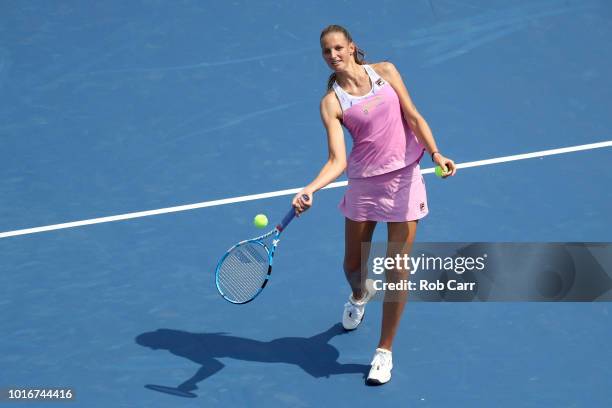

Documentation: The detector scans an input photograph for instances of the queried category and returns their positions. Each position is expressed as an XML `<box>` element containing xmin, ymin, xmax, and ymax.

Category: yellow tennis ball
<box><xmin>435</xmin><ymin>165</ymin><xmax>446</xmax><ymax>178</ymax></box>
<box><xmin>253</xmin><ymin>214</ymin><xmax>268</xmax><ymax>229</ymax></box>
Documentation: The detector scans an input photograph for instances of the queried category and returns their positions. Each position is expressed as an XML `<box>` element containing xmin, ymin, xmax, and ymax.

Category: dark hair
<box><xmin>320</xmin><ymin>25</ymin><xmax>366</xmax><ymax>90</ymax></box>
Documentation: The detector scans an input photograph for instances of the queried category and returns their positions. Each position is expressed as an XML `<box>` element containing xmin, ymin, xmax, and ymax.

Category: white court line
<box><xmin>1</xmin><ymin>140</ymin><xmax>611</xmax><ymax>239</ymax></box>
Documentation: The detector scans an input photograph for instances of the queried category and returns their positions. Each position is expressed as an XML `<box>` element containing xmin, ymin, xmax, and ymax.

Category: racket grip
<box><xmin>277</xmin><ymin>194</ymin><xmax>309</xmax><ymax>231</ymax></box>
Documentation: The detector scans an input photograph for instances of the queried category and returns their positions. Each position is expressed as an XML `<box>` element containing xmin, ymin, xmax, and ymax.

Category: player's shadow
<box><xmin>135</xmin><ymin>323</ymin><xmax>369</xmax><ymax>398</ymax></box>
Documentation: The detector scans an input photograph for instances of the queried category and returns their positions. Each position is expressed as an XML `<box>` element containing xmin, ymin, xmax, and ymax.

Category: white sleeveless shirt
<box><xmin>332</xmin><ymin>65</ymin><xmax>387</xmax><ymax>111</ymax></box>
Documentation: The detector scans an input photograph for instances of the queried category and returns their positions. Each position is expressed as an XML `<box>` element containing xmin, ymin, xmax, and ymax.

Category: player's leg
<box><xmin>343</xmin><ymin>218</ymin><xmax>376</xmax><ymax>300</ymax></box>
<box><xmin>378</xmin><ymin>220</ymin><xmax>418</xmax><ymax>350</ymax></box>
<box><xmin>342</xmin><ymin>218</ymin><xmax>377</xmax><ymax>330</ymax></box>
<box><xmin>367</xmin><ymin>220</ymin><xmax>418</xmax><ymax>384</ymax></box>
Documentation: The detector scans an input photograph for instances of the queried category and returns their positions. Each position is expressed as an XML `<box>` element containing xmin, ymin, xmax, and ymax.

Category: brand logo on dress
<box><xmin>375</xmin><ymin>78</ymin><xmax>385</xmax><ymax>86</ymax></box>
<box><xmin>361</xmin><ymin>95</ymin><xmax>384</xmax><ymax>115</ymax></box>
<box><xmin>420</xmin><ymin>202</ymin><xmax>426</xmax><ymax>212</ymax></box>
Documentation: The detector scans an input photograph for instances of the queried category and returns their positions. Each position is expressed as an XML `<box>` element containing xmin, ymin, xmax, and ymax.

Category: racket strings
<box><xmin>217</xmin><ymin>242</ymin><xmax>271</xmax><ymax>303</ymax></box>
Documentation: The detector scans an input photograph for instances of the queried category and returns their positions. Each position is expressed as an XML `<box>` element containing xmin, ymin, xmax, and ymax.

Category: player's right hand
<box><xmin>292</xmin><ymin>190</ymin><xmax>313</xmax><ymax>215</ymax></box>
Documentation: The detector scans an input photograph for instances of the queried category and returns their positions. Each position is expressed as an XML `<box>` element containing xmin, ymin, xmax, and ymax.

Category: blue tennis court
<box><xmin>1</xmin><ymin>0</ymin><xmax>611</xmax><ymax>406</ymax></box>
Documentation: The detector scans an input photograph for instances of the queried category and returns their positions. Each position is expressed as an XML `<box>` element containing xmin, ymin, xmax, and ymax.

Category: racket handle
<box><xmin>277</xmin><ymin>194</ymin><xmax>309</xmax><ymax>231</ymax></box>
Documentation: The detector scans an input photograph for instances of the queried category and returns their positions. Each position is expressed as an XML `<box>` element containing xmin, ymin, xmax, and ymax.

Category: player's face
<box><xmin>321</xmin><ymin>32</ymin><xmax>354</xmax><ymax>72</ymax></box>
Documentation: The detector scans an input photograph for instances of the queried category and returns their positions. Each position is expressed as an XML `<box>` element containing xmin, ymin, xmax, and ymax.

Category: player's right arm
<box><xmin>292</xmin><ymin>92</ymin><xmax>347</xmax><ymax>213</ymax></box>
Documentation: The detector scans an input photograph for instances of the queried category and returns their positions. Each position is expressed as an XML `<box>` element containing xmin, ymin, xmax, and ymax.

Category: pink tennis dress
<box><xmin>335</xmin><ymin>64</ymin><xmax>428</xmax><ymax>222</ymax></box>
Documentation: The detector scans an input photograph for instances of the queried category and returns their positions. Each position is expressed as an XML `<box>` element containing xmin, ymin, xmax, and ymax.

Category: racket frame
<box><xmin>214</xmin><ymin>196</ymin><xmax>307</xmax><ymax>304</ymax></box>
<box><xmin>214</xmin><ymin>217</ymin><xmax>285</xmax><ymax>303</ymax></box>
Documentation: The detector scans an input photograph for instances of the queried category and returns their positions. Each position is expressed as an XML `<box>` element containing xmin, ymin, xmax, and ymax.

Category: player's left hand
<box><xmin>433</xmin><ymin>153</ymin><xmax>457</xmax><ymax>178</ymax></box>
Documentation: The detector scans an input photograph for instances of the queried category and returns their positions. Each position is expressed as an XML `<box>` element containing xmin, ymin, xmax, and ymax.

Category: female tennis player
<box><xmin>292</xmin><ymin>25</ymin><xmax>456</xmax><ymax>385</ymax></box>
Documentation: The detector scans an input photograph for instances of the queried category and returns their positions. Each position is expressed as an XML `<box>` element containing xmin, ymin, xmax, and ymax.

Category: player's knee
<box><xmin>343</xmin><ymin>258</ymin><xmax>361</xmax><ymax>274</ymax></box>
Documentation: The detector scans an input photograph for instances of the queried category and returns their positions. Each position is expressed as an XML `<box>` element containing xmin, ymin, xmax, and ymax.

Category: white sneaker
<box><xmin>367</xmin><ymin>348</ymin><xmax>393</xmax><ymax>385</ymax></box>
<box><xmin>342</xmin><ymin>278</ymin><xmax>377</xmax><ymax>331</ymax></box>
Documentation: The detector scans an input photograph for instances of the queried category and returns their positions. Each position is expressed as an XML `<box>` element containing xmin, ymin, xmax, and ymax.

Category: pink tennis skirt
<box><xmin>338</xmin><ymin>163</ymin><xmax>428</xmax><ymax>222</ymax></box>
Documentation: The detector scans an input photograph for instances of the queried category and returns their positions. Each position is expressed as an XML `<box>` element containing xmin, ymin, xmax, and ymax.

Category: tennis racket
<box><xmin>215</xmin><ymin>195</ymin><xmax>309</xmax><ymax>304</ymax></box>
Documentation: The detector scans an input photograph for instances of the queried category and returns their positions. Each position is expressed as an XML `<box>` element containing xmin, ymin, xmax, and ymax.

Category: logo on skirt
<box><xmin>420</xmin><ymin>202</ymin><xmax>426</xmax><ymax>212</ymax></box>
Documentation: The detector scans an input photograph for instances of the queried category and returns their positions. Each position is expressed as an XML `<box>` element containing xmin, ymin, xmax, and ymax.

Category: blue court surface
<box><xmin>1</xmin><ymin>0</ymin><xmax>612</xmax><ymax>406</ymax></box>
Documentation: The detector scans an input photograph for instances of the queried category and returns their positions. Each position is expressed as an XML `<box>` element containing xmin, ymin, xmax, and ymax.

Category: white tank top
<box><xmin>329</xmin><ymin>63</ymin><xmax>426</xmax><ymax>178</ymax></box>
<box><xmin>332</xmin><ymin>65</ymin><xmax>387</xmax><ymax>111</ymax></box>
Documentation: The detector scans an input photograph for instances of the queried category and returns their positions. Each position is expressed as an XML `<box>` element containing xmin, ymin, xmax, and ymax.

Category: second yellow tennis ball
<box><xmin>253</xmin><ymin>214</ymin><xmax>268</xmax><ymax>229</ymax></box>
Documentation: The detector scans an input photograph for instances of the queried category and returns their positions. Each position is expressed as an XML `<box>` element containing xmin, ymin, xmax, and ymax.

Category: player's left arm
<box><xmin>374</xmin><ymin>61</ymin><xmax>456</xmax><ymax>176</ymax></box>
